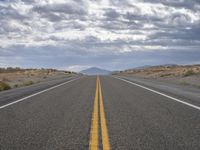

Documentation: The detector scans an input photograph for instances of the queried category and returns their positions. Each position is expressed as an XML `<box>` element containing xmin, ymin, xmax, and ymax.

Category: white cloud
<box><xmin>64</xmin><ymin>65</ymin><xmax>92</xmax><ymax>72</ymax></box>
<box><xmin>0</xmin><ymin>0</ymin><xmax>200</xmax><ymax>69</ymax></box>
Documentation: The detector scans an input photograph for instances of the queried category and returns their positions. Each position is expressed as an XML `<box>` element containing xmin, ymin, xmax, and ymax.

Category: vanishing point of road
<box><xmin>0</xmin><ymin>76</ymin><xmax>200</xmax><ymax>149</ymax></box>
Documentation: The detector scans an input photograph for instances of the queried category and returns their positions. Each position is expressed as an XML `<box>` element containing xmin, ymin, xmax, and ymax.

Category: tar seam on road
<box><xmin>0</xmin><ymin>77</ymin><xmax>81</xmax><ymax>110</ymax></box>
<box><xmin>89</xmin><ymin>76</ymin><xmax>110</xmax><ymax>150</ymax></box>
<box><xmin>99</xmin><ymin>77</ymin><xmax>111</xmax><ymax>150</ymax></box>
<box><xmin>114</xmin><ymin>76</ymin><xmax>200</xmax><ymax>111</ymax></box>
<box><xmin>89</xmin><ymin>76</ymin><xmax>99</xmax><ymax>150</ymax></box>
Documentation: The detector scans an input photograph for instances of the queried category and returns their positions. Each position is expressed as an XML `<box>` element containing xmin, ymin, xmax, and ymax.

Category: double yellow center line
<box><xmin>89</xmin><ymin>76</ymin><xmax>110</xmax><ymax>150</ymax></box>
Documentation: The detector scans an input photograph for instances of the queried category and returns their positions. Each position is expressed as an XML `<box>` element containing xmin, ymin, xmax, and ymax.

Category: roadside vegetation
<box><xmin>115</xmin><ymin>64</ymin><xmax>200</xmax><ymax>89</ymax></box>
<box><xmin>23</xmin><ymin>81</ymin><xmax>34</xmax><ymax>86</ymax></box>
<box><xmin>160</xmin><ymin>73</ymin><xmax>172</xmax><ymax>77</ymax></box>
<box><xmin>0</xmin><ymin>67</ymin><xmax>77</xmax><ymax>92</ymax></box>
<box><xmin>0</xmin><ymin>81</ymin><xmax>11</xmax><ymax>91</ymax></box>
<box><xmin>183</xmin><ymin>70</ymin><xmax>197</xmax><ymax>77</ymax></box>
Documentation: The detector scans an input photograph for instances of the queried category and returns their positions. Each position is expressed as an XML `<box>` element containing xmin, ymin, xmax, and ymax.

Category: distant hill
<box><xmin>159</xmin><ymin>64</ymin><xmax>178</xmax><ymax>67</ymax></box>
<box><xmin>80</xmin><ymin>67</ymin><xmax>111</xmax><ymax>75</ymax></box>
<box><xmin>127</xmin><ymin>64</ymin><xmax>178</xmax><ymax>70</ymax></box>
<box><xmin>134</xmin><ymin>65</ymin><xmax>152</xmax><ymax>69</ymax></box>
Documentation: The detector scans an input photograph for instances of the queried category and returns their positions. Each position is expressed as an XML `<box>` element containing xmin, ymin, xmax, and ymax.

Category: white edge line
<box><xmin>0</xmin><ymin>77</ymin><xmax>81</xmax><ymax>110</ymax></box>
<box><xmin>113</xmin><ymin>76</ymin><xmax>200</xmax><ymax>111</ymax></box>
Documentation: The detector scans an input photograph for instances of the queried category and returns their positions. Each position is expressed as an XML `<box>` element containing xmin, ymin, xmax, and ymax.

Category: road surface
<box><xmin>0</xmin><ymin>76</ymin><xmax>200</xmax><ymax>150</ymax></box>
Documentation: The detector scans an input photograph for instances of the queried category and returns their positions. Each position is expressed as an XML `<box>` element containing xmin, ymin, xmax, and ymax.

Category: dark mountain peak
<box><xmin>80</xmin><ymin>67</ymin><xmax>110</xmax><ymax>75</ymax></box>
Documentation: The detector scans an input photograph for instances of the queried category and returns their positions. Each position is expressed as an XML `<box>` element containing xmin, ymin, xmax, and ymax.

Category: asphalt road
<box><xmin>0</xmin><ymin>75</ymin><xmax>80</xmax><ymax>107</ymax></box>
<box><xmin>0</xmin><ymin>76</ymin><xmax>200</xmax><ymax>150</ymax></box>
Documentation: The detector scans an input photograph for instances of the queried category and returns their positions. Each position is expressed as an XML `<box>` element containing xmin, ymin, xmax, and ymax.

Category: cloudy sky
<box><xmin>0</xmin><ymin>0</ymin><xmax>200</xmax><ymax>71</ymax></box>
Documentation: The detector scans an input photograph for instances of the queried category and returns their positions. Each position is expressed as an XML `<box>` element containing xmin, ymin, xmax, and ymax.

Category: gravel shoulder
<box><xmin>113</xmin><ymin>75</ymin><xmax>200</xmax><ymax>106</ymax></box>
<box><xmin>0</xmin><ymin>74</ymin><xmax>81</xmax><ymax>107</ymax></box>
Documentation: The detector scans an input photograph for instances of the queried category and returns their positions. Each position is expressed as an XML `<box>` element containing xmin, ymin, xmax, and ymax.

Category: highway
<box><xmin>0</xmin><ymin>76</ymin><xmax>200</xmax><ymax>150</ymax></box>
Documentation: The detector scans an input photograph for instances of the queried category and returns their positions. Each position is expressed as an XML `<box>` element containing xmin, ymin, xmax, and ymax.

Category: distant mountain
<box><xmin>130</xmin><ymin>64</ymin><xmax>178</xmax><ymax>70</ymax></box>
<box><xmin>134</xmin><ymin>65</ymin><xmax>152</xmax><ymax>69</ymax></box>
<box><xmin>80</xmin><ymin>67</ymin><xmax>111</xmax><ymax>75</ymax></box>
<box><xmin>160</xmin><ymin>64</ymin><xmax>178</xmax><ymax>67</ymax></box>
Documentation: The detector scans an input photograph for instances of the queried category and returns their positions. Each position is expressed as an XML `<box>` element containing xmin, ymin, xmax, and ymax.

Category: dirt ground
<box><xmin>115</xmin><ymin>65</ymin><xmax>200</xmax><ymax>89</ymax></box>
<box><xmin>0</xmin><ymin>69</ymin><xmax>75</xmax><ymax>89</ymax></box>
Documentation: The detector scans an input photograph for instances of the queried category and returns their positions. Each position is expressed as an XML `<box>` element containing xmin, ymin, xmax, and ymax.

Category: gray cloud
<box><xmin>103</xmin><ymin>8</ymin><xmax>120</xmax><ymax>19</ymax></box>
<box><xmin>141</xmin><ymin>0</ymin><xmax>200</xmax><ymax>10</ymax></box>
<box><xmin>0</xmin><ymin>5</ymin><xmax>26</xmax><ymax>20</ymax></box>
<box><xmin>32</xmin><ymin>1</ymin><xmax>88</xmax><ymax>22</ymax></box>
<box><xmin>0</xmin><ymin>0</ymin><xmax>200</xmax><ymax>71</ymax></box>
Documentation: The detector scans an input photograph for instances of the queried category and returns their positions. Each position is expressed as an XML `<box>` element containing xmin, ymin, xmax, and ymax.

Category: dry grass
<box><xmin>183</xmin><ymin>70</ymin><xmax>197</xmax><ymax>77</ymax></box>
<box><xmin>116</xmin><ymin>65</ymin><xmax>200</xmax><ymax>88</ymax></box>
<box><xmin>23</xmin><ymin>81</ymin><xmax>34</xmax><ymax>86</ymax></box>
<box><xmin>0</xmin><ymin>67</ymin><xmax>76</xmax><ymax>91</ymax></box>
<box><xmin>119</xmin><ymin>65</ymin><xmax>200</xmax><ymax>78</ymax></box>
<box><xmin>0</xmin><ymin>81</ymin><xmax>11</xmax><ymax>91</ymax></box>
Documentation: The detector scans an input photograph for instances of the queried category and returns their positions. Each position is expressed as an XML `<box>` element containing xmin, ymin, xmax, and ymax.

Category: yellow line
<box><xmin>98</xmin><ymin>77</ymin><xmax>111</xmax><ymax>150</ymax></box>
<box><xmin>89</xmin><ymin>76</ymin><xmax>111</xmax><ymax>150</ymax></box>
<box><xmin>89</xmin><ymin>77</ymin><xmax>99</xmax><ymax>150</ymax></box>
